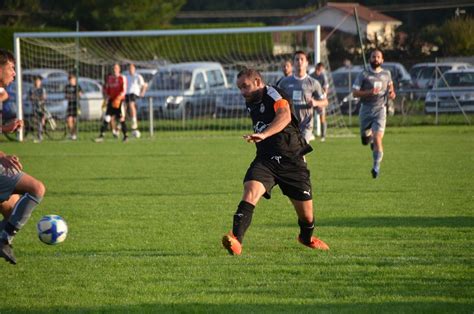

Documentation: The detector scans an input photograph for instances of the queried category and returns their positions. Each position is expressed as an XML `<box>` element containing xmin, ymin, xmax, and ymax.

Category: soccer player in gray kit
<box><xmin>352</xmin><ymin>49</ymin><xmax>396</xmax><ymax>178</ymax></box>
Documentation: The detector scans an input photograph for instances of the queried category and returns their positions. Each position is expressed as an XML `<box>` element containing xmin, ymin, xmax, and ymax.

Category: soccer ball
<box><xmin>132</xmin><ymin>129</ymin><xmax>141</xmax><ymax>138</ymax></box>
<box><xmin>37</xmin><ymin>215</ymin><xmax>68</xmax><ymax>245</ymax></box>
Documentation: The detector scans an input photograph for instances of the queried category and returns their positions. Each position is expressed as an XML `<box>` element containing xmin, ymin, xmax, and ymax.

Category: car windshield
<box><xmin>332</xmin><ymin>71</ymin><xmax>361</xmax><ymax>87</ymax></box>
<box><xmin>410</xmin><ymin>67</ymin><xmax>425</xmax><ymax>80</ymax></box>
<box><xmin>437</xmin><ymin>72</ymin><xmax>474</xmax><ymax>88</ymax></box>
<box><xmin>43</xmin><ymin>80</ymin><xmax>68</xmax><ymax>93</ymax></box>
<box><xmin>419</xmin><ymin>66</ymin><xmax>452</xmax><ymax>79</ymax></box>
<box><xmin>149</xmin><ymin>70</ymin><xmax>192</xmax><ymax>91</ymax></box>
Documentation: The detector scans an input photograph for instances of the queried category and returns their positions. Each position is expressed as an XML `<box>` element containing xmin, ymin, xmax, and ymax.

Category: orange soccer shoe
<box><xmin>222</xmin><ymin>232</ymin><xmax>242</xmax><ymax>255</ymax></box>
<box><xmin>298</xmin><ymin>235</ymin><xmax>330</xmax><ymax>251</ymax></box>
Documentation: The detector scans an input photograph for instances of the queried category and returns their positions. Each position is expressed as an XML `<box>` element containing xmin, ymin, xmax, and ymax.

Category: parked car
<box><xmin>137</xmin><ymin>62</ymin><xmax>228</xmax><ymax>119</ymax></box>
<box><xmin>22</xmin><ymin>68</ymin><xmax>68</xmax><ymax>83</ymax></box>
<box><xmin>425</xmin><ymin>69</ymin><xmax>474</xmax><ymax>113</ymax></box>
<box><xmin>261</xmin><ymin>71</ymin><xmax>281</xmax><ymax>85</ymax></box>
<box><xmin>383</xmin><ymin>62</ymin><xmax>412</xmax><ymax>90</ymax></box>
<box><xmin>135</xmin><ymin>68</ymin><xmax>158</xmax><ymax>83</ymax></box>
<box><xmin>331</xmin><ymin>66</ymin><xmax>364</xmax><ymax>114</ymax></box>
<box><xmin>41</xmin><ymin>77</ymin><xmax>104</xmax><ymax>120</ymax></box>
<box><xmin>2</xmin><ymin>81</ymin><xmax>33</xmax><ymax>120</ymax></box>
<box><xmin>410</xmin><ymin>62</ymin><xmax>471</xmax><ymax>91</ymax></box>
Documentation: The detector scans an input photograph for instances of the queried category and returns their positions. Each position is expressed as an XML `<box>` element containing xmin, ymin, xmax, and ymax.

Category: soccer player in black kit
<box><xmin>222</xmin><ymin>68</ymin><xmax>329</xmax><ymax>255</ymax></box>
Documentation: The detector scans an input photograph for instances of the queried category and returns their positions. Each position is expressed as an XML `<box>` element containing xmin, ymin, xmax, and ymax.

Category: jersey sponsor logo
<box><xmin>260</xmin><ymin>103</ymin><xmax>265</xmax><ymax>113</ymax></box>
<box><xmin>254</xmin><ymin>121</ymin><xmax>268</xmax><ymax>133</ymax></box>
<box><xmin>270</xmin><ymin>155</ymin><xmax>282</xmax><ymax>164</ymax></box>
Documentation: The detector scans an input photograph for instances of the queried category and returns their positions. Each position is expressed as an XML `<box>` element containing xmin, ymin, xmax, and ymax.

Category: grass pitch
<box><xmin>0</xmin><ymin>126</ymin><xmax>472</xmax><ymax>313</ymax></box>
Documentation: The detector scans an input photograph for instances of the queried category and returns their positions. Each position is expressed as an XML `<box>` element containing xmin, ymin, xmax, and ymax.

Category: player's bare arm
<box><xmin>353</xmin><ymin>88</ymin><xmax>378</xmax><ymax>98</ymax></box>
<box><xmin>244</xmin><ymin>105</ymin><xmax>291</xmax><ymax>143</ymax></box>
<box><xmin>388</xmin><ymin>82</ymin><xmax>396</xmax><ymax>100</ymax></box>
<box><xmin>1</xmin><ymin>120</ymin><xmax>23</xmax><ymax>134</ymax></box>
<box><xmin>311</xmin><ymin>97</ymin><xmax>328</xmax><ymax>109</ymax></box>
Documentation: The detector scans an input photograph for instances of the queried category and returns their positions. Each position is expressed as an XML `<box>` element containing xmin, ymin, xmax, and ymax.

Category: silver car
<box><xmin>138</xmin><ymin>62</ymin><xmax>228</xmax><ymax>119</ymax></box>
<box><xmin>425</xmin><ymin>69</ymin><xmax>474</xmax><ymax>113</ymax></box>
<box><xmin>42</xmin><ymin>77</ymin><xmax>104</xmax><ymax>120</ymax></box>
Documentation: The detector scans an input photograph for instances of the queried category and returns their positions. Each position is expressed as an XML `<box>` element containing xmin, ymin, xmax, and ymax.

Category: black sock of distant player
<box><xmin>298</xmin><ymin>219</ymin><xmax>314</xmax><ymax>244</ymax></box>
<box><xmin>121</xmin><ymin>121</ymin><xmax>128</xmax><ymax>136</ymax></box>
<box><xmin>99</xmin><ymin>120</ymin><xmax>108</xmax><ymax>136</ymax></box>
<box><xmin>232</xmin><ymin>201</ymin><xmax>255</xmax><ymax>244</ymax></box>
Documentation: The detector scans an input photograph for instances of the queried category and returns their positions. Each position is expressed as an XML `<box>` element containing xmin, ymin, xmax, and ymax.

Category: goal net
<box><xmin>13</xmin><ymin>25</ymin><xmax>351</xmax><ymax>140</ymax></box>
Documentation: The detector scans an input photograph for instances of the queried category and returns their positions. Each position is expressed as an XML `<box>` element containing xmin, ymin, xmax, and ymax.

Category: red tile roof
<box><xmin>328</xmin><ymin>2</ymin><xmax>400</xmax><ymax>23</ymax></box>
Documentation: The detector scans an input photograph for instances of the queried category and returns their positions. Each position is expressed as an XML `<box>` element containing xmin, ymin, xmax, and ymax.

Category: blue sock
<box><xmin>373</xmin><ymin>151</ymin><xmax>384</xmax><ymax>172</ymax></box>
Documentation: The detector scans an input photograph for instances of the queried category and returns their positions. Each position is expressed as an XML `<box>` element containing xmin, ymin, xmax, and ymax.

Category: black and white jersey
<box><xmin>246</xmin><ymin>86</ymin><xmax>311</xmax><ymax>159</ymax></box>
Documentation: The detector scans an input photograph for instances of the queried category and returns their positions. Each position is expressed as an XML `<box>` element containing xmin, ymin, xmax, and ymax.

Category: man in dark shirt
<box><xmin>222</xmin><ymin>68</ymin><xmax>329</xmax><ymax>255</ymax></box>
<box><xmin>64</xmin><ymin>73</ymin><xmax>83</xmax><ymax>140</ymax></box>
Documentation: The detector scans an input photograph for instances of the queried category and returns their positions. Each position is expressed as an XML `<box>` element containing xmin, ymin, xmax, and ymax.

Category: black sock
<box><xmin>232</xmin><ymin>201</ymin><xmax>255</xmax><ymax>244</ymax></box>
<box><xmin>99</xmin><ymin>121</ymin><xmax>108</xmax><ymax>135</ymax></box>
<box><xmin>121</xmin><ymin>121</ymin><xmax>128</xmax><ymax>137</ymax></box>
<box><xmin>298</xmin><ymin>219</ymin><xmax>314</xmax><ymax>244</ymax></box>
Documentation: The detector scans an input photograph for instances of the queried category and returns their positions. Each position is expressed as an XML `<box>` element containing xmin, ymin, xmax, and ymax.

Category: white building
<box><xmin>297</xmin><ymin>2</ymin><xmax>402</xmax><ymax>47</ymax></box>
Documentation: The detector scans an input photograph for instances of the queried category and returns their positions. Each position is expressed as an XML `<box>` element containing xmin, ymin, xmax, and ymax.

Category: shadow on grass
<box><xmin>318</xmin><ymin>216</ymin><xmax>474</xmax><ymax>228</ymax></box>
<box><xmin>264</xmin><ymin>216</ymin><xmax>474</xmax><ymax>229</ymax></box>
<box><xmin>1</xmin><ymin>301</ymin><xmax>471</xmax><ymax>313</ymax></box>
<box><xmin>47</xmin><ymin>191</ymin><xmax>236</xmax><ymax>197</ymax></box>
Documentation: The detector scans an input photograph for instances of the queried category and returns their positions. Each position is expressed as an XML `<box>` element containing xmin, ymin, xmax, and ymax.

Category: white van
<box><xmin>138</xmin><ymin>62</ymin><xmax>228</xmax><ymax>119</ymax></box>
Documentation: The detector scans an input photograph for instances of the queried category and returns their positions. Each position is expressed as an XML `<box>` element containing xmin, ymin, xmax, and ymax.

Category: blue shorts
<box><xmin>0</xmin><ymin>168</ymin><xmax>23</xmax><ymax>202</ymax></box>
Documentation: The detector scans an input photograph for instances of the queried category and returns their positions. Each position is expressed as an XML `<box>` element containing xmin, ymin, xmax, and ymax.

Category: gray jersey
<box><xmin>278</xmin><ymin>74</ymin><xmax>325</xmax><ymax>142</ymax></box>
<box><xmin>311</xmin><ymin>72</ymin><xmax>329</xmax><ymax>92</ymax></box>
<box><xmin>352</xmin><ymin>68</ymin><xmax>392</xmax><ymax>108</ymax></box>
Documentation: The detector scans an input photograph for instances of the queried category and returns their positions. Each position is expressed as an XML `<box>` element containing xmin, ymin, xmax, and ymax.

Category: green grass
<box><xmin>0</xmin><ymin>126</ymin><xmax>473</xmax><ymax>313</ymax></box>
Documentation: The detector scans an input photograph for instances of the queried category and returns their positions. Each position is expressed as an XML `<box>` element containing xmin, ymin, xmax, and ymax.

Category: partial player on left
<box><xmin>0</xmin><ymin>48</ymin><xmax>46</xmax><ymax>265</ymax></box>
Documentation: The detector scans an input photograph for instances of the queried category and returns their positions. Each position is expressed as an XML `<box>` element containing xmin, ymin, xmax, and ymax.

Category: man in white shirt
<box><xmin>124</xmin><ymin>63</ymin><xmax>147</xmax><ymax>137</ymax></box>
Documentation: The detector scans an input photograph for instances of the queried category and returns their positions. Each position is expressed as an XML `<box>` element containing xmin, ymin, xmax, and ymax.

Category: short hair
<box><xmin>237</xmin><ymin>68</ymin><xmax>263</xmax><ymax>82</ymax></box>
<box><xmin>68</xmin><ymin>73</ymin><xmax>77</xmax><ymax>79</ymax></box>
<box><xmin>293</xmin><ymin>50</ymin><xmax>309</xmax><ymax>62</ymax></box>
<box><xmin>0</xmin><ymin>49</ymin><xmax>15</xmax><ymax>67</ymax></box>
<box><xmin>316</xmin><ymin>62</ymin><xmax>325</xmax><ymax>69</ymax></box>
<box><xmin>34</xmin><ymin>75</ymin><xmax>42</xmax><ymax>81</ymax></box>
<box><xmin>370</xmin><ymin>48</ymin><xmax>384</xmax><ymax>57</ymax></box>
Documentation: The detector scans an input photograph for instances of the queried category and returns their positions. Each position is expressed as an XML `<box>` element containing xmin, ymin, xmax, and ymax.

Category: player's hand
<box><xmin>243</xmin><ymin>133</ymin><xmax>266</xmax><ymax>143</ymax></box>
<box><xmin>0</xmin><ymin>155</ymin><xmax>23</xmax><ymax>173</ymax></box>
<box><xmin>389</xmin><ymin>90</ymin><xmax>396</xmax><ymax>100</ymax></box>
<box><xmin>2</xmin><ymin>119</ymin><xmax>23</xmax><ymax>133</ymax></box>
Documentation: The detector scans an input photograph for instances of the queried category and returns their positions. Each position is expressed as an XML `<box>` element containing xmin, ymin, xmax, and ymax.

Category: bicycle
<box><xmin>4</xmin><ymin>107</ymin><xmax>67</xmax><ymax>142</ymax></box>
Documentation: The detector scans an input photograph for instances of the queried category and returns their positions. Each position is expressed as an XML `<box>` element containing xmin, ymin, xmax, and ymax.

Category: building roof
<box><xmin>326</xmin><ymin>2</ymin><xmax>400</xmax><ymax>23</ymax></box>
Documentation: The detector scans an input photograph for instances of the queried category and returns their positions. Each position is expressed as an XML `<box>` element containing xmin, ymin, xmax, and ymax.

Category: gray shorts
<box><xmin>359</xmin><ymin>105</ymin><xmax>386</xmax><ymax>136</ymax></box>
<box><xmin>0</xmin><ymin>167</ymin><xmax>23</xmax><ymax>202</ymax></box>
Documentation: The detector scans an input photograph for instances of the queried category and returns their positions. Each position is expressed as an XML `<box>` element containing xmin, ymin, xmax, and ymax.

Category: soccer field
<box><xmin>0</xmin><ymin>126</ymin><xmax>472</xmax><ymax>313</ymax></box>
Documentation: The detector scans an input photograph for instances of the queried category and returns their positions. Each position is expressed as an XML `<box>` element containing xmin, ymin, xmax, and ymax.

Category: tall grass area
<box><xmin>0</xmin><ymin>126</ymin><xmax>472</xmax><ymax>313</ymax></box>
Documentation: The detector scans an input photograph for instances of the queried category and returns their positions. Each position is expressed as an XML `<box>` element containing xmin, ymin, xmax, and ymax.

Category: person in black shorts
<box><xmin>221</xmin><ymin>68</ymin><xmax>329</xmax><ymax>255</ymax></box>
<box><xmin>64</xmin><ymin>73</ymin><xmax>83</xmax><ymax>140</ymax></box>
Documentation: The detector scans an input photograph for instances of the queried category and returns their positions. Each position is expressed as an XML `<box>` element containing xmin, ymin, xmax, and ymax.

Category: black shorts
<box><xmin>105</xmin><ymin>100</ymin><xmax>124</xmax><ymax>119</ymax></box>
<box><xmin>125</xmin><ymin>94</ymin><xmax>138</xmax><ymax>104</ymax></box>
<box><xmin>67</xmin><ymin>101</ymin><xmax>78</xmax><ymax>117</ymax></box>
<box><xmin>244</xmin><ymin>155</ymin><xmax>312</xmax><ymax>201</ymax></box>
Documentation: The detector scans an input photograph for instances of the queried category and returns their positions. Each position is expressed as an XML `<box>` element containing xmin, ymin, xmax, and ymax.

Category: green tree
<box><xmin>71</xmin><ymin>0</ymin><xmax>186</xmax><ymax>30</ymax></box>
<box><xmin>439</xmin><ymin>16</ymin><xmax>474</xmax><ymax>56</ymax></box>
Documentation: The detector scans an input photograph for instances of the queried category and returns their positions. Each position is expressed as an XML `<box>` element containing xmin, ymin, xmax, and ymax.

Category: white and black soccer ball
<box><xmin>132</xmin><ymin>129</ymin><xmax>141</xmax><ymax>138</ymax></box>
<box><xmin>37</xmin><ymin>215</ymin><xmax>68</xmax><ymax>245</ymax></box>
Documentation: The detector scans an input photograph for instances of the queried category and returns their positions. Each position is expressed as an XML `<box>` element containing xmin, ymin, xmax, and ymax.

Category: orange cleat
<box><xmin>298</xmin><ymin>235</ymin><xmax>329</xmax><ymax>251</ymax></box>
<box><xmin>222</xmin><ymin>232</ymin><xmax>242</xmax><ymax>255</ymax></box>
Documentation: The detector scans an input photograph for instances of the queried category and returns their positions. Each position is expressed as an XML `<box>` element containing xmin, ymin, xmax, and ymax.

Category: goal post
<box><xmin>13</xmin><ymin>24</ymin><xmax>350</xmax><ymax>140</ymax></box>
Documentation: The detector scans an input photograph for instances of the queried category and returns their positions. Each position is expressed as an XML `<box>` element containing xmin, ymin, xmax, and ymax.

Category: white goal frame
<box><xmin>14</xmin><ymin>25</ymin><xmax>321</xmax><ymax>141</ymax></box>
